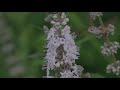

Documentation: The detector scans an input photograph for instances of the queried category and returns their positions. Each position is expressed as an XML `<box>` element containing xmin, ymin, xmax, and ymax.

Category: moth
<box><xmin>88</xmin><ymin>16</ymin><xmax>118</xmax><ymax>36</ymax></box>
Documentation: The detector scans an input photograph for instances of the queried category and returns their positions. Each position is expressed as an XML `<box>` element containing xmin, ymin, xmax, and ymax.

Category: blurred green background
<box><xmin>0</xmin><ymin>12</ymin><xmax>120</xmax><ymax>78</ymax></box>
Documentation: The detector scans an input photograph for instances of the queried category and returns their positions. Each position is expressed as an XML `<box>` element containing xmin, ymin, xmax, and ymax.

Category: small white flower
<box><xmin>51</xmin><ymin>20</ymin><xmax>56</xmax><ymax>25</ymax></box>
<box><xmin>107</xmin><ymin>24</ymin><xmax>115</xmax><ymax>36</ymax></box>
<box><xmin>60</xmin><ymin>61</ymin><xmax>64</xmax><ymax>65</ymax></box>
<box><xmin>106</xmin><ymin>60</ymin><xmax>120</xmax><ymax>75</ymax></box>
<box><xmin>43</xmin><ymin>25</ymin><xmax>49</xmax><ymax>34</ymax></box>
<box><xmin>61</xmin><ymin>21</ymin><xmax>67</xmax><ymax>25</ymax></box>
<box><xmin>55</xmin><ymin>62</ymin><xmax>60</xmax><ymax>67</ymax></box>
<box><xmin>52</xmin><ymin>14</ymin><xmax>58</xmax><ymax>19</ymax></box>
<box><xmin>101</xmin><ymin>41</ymin><xmax>120</xmax><ymax>56</ymax></box>
<box><xmin>56</xmin><ymin>22</ymin><xmax>60</xmax><ymax>26</ymax></box>
<box><xmin>61</xmin><ymin>12</ymin><xmax>66</xmax><ymax>19</ymax></box>
<box><xmin>65</xmin><ymin>18</ymin><xmax>69</xmax><ymax>22</ymax></box>
<box><xmin>60</xmin><ymin>71</ymin><xmax>71</xmax><ymax>78</ymax></box>
<box><xmin>90</xmin><ymin>12</ymin><xmax>103</xmax><ymax>20</ymax></box>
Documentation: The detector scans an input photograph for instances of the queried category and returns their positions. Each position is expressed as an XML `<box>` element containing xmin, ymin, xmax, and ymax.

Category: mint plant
<box><xmin>88</xmin><ymin>12</ymin><xmax>120</xmax><ymax>75</ymax></box>
<box><xmin>43</xmin><ymin>12</ymin><xmax>90</xmax><ymax>78</ymax></box>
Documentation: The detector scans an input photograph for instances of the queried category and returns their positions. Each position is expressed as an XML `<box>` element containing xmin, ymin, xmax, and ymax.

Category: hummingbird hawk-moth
<box><xmin>88</xmin><ymin>16</ymin><xmax>118</xmax><ymax>36</ymax></box>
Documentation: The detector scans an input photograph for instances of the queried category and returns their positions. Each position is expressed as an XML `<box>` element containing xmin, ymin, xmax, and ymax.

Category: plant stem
<box><xmin>98</xmin><ymin>16</ymin><xmax>104</xmax><ymax>27</ymax></box>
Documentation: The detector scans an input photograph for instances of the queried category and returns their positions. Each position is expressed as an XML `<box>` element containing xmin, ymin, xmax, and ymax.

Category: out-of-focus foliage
<box><xmin>0</xmin><ymin>12</ymin><xmax>120</xmax><ymax>78</ymax></box>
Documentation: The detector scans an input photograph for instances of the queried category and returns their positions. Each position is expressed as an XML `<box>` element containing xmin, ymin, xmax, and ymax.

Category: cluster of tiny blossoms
<box><xmin>101</xmin><ymin>41</ymin><xmax>120</xmax><ymax>56</ymax></box>
<box><xmin>90</xmin><ymin>12</ymin><xmax>103</xmax><ymax>20</ymax></box>
<box><xmin>89</xmin><ymin>12</ymin><xmax>120</xmax><ymax>76</ymax></box>
<box><xmin>107</xmin><ymin>24</ymin><xmax>115</xmax><ymax>36</ymax></box>
<box><xmin>44</xmin><ymin>12</ymin><xmax>86</xmax><ymax>78</ymax></box>
<box><xmin>106</xmin><ymin>60</ymin><xmax>120</xmax><ymax>75</ymax></box>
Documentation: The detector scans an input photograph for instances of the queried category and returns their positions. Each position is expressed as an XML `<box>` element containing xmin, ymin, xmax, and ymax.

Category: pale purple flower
<box><xmin>106</xmin><ymin>60</ymin><xmax>120</xmax><ymax>75</ymax></box>
<box><xmin>107</xmin><ymin>24</ymin><xmax>115</xmax><ymax>36</ymax></box>
<box><xmin>44</xmin><ymin>12</ymin><xmax>84</xmax><ymax>78</ymax></box>
<box><xmin>101</xmin><ymin>41</ymin><xmax>120</xmax><ymax>56</ymax></box>
<box><xmin>60</xmin><ymin>65</ymin><xmax>84</xmax><ymax>78</ymax></box>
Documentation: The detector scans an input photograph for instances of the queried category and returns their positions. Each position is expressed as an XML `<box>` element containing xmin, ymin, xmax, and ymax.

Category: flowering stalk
<box><xmin>98</xmin><ymin>16</ymin><xmax>117</xmax><ymax>61</ymax></box>
<box><xmin>89</xmin><ymin>12</ymin><xmax>120</xmax><ymax>75</ymax></box>
<box><xmin>43</xmin><ymin>12</ymin><xmax>90</xmax><ymax>78</ymax></box>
